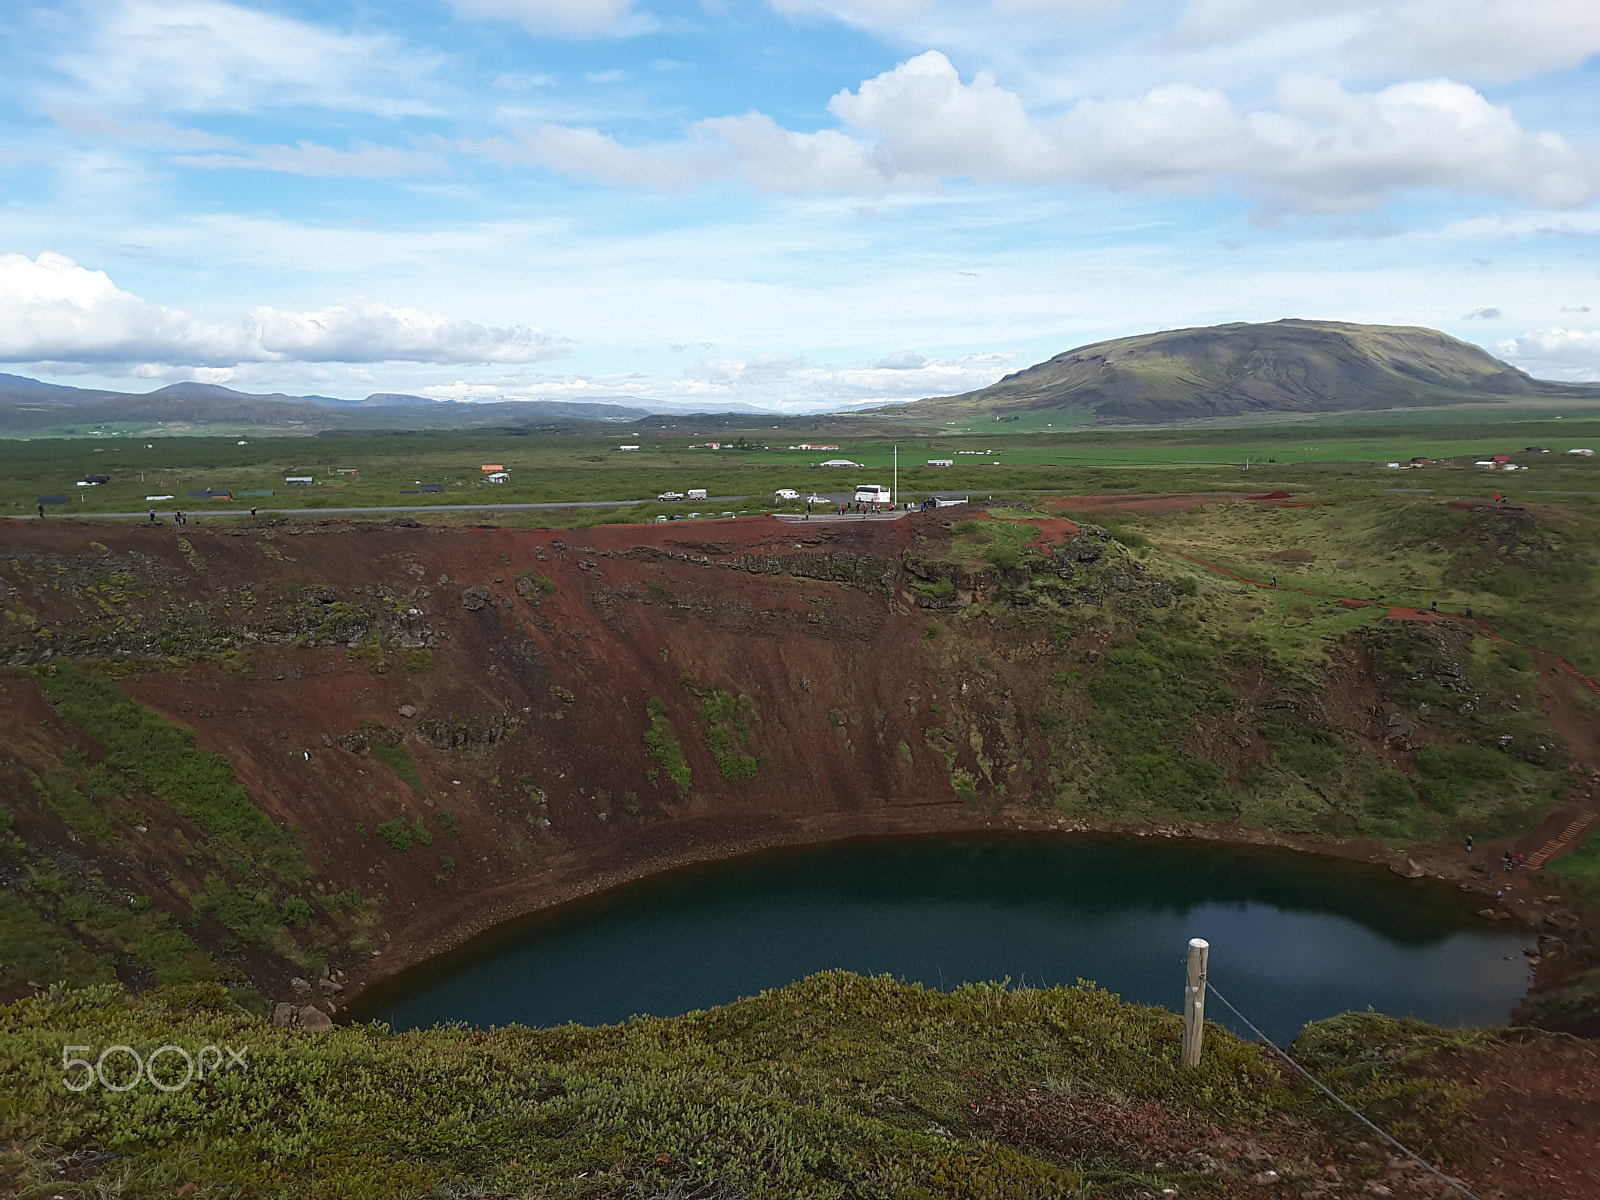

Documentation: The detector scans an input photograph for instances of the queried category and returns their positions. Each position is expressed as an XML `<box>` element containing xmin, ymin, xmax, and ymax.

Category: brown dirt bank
<box><xmin>0</xmin><ymin>509</ymin><xmax>1592</xmax><ymax>1030</ymax></box>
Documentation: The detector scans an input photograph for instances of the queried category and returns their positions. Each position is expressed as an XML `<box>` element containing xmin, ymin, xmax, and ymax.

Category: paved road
<box><xmin>24</xmin><ymin>492</ymin><xmax>973</xmax><ymax>522</ymax></box>
<box><xmin>22</xmin><ymin>497</ymin><xmax>749</xmax><ymax>521</ymax></box>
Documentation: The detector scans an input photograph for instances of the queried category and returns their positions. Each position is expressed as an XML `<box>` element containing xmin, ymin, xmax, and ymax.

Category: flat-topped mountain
<box><xmin>909</xmin><ymin>319</ymin><xmax>1600</xmax><ymax>422</ymax></box>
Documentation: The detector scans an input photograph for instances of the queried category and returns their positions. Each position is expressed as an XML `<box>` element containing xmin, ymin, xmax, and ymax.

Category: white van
<box><xmin>687</xmin><ymin>488</ymin><xmax>708</xmax><ymax>501</ymax></box>
<box><xmin>853</xmin><ymin>484</ymin><xmax>892</xmax><ymax>505</ymax></box>
<box><xmin>774</xmin><ymin>488</ymin><xmax>800</xmax><ymax>501</ymax></box>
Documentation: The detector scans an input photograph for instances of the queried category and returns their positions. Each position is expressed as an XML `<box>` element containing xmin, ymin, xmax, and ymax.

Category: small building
<box><xmin>285</xmin><ymin>476</ymin><xmax>314</xmax><ymax>485</ymax></box>
<box><xmin>486</xmin><ymin>472</ymin><xmax>510</xmax><ymax>483</ymax></box>
<box><xmin>616</xmin><ymin>445</ymin><xmax>641</xmax><ymax>451</ymax></box>
<box><xmin>1406</xmin><ymin>457</ymin><xmax>1429</xmax><ymax>468</ymax></box>
<box><xmin>336</xmin><ymin>468</ymin><xmax>360</xmax><ymax>476</ymax></box>
<box><xmin>819</xmin><ymin>458</ymin><xmax>862</xmax><ymax>468</ymax></box>
<box><xmin>480</xmin><ymin>464</ymin><xmax>505</xmax><ymax>473</ymax></box>
<box><xmin>1474</xmin><ymin>460</ymin><xmax>1496</xmax><ymax>468</ymax></box>
<box><xmin>927</xmin><ymin>459</ymin><xmax>954</xmax><ymax>467</ymax></box>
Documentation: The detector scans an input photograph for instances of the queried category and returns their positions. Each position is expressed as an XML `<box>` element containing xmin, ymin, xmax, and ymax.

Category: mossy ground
<box><xmin>0</xmin><ymin>975</ymin><xmax>1520</xmax><ymax>1200</ymax></box>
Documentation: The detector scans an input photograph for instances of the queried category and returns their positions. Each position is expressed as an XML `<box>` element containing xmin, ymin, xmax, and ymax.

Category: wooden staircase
<box><xmin>1525</xmin><ymin>809</ymin><xmax>1600</xmax><ymax>870</ymax></box>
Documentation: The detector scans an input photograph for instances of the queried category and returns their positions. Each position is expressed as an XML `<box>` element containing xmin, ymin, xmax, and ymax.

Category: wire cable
<box><xmin>1203</xmin><ymin>980</ymin><xmax>1482</xmax><ymax>1200</ymax></box>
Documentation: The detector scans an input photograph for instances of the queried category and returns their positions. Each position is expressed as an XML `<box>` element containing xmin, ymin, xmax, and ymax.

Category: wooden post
<box><xmin>1182</xmin><ymin>937</ymin><xmax>1209</xmax><ymax>1069</ymax></box>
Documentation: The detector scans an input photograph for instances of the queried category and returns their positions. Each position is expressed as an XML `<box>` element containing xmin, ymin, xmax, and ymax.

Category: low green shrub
<box><xmin>38</xmin><ymin>667</ymin><xmax>302</xmax><ymax>879</ymax></box>
<box><xmin>375</xmin><ymin>819</ymin><xmax>413</xmax><ymax>852</ymax></box>
<box><xmin>644</xmin><ymin>698</ymin><xmax>691</xmax><ymax>796</ymax></box>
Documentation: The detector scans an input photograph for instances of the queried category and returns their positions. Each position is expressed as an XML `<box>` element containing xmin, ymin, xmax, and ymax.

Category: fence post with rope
<box><xmin>1185</xmin><ymin>940</ymin><xmax>1483</xmax><ymax>1200</ymax></box>
<box><xmin>1181</xmin><ymin>937</ymin><xmax>1209</xmax><ymax>1069</ymax></box>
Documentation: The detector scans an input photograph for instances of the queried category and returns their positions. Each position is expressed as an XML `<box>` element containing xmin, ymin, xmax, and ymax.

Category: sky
<box><xmin>1</xmin><ymin>0</ymin><xmax>1598</xmax><ymax>413</ymax></box>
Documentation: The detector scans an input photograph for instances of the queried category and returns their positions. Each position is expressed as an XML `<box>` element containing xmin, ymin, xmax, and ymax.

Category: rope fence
<box><xmin>1201</xmin><ymin>979</ymin><xmax>1482</xmax><ymax>1200</ymax></box>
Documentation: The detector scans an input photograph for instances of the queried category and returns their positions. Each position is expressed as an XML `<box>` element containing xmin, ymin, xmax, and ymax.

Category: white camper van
<box><xmin>853</xmin><ymin>484</ymin><xmax>892</xmax><ymax>506</ymax></box>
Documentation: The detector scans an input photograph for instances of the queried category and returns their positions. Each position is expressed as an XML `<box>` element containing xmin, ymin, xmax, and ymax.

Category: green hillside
<box><xmin>905</xmin><ymin>319</ymin><xmax>1600</xmax><ymax>424</ymax></box>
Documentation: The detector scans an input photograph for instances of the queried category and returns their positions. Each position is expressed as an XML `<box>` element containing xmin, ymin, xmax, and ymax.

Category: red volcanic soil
<box><xmin>0</xmin><ymin>508</ymin><xmax>1592</xmax><ymax>1037</ymax></box>
<box><xmin>1425</xmin><ymin>1035</ymin><xmax>1600</xmax><ymax>1200</ymax></box>
<box><xmin>0</xmin><ymin>511</ymin><xmax>1091</xmax><ymax>1008</ymax></box>
<box><xmin>1047</xmin><ymin>492</ymin><xmax>1240</xmax><ymax>515</ymax></box>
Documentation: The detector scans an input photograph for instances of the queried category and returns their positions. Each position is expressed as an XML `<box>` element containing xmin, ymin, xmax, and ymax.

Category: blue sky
<box><xmin>1</xmin><ymin>0</ymin><xmax>1598</xmax><ymax>412</ymax></box>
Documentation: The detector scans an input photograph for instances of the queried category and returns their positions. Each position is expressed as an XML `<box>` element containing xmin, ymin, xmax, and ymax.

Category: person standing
<box><xmin>148</xmin><ymin>508</ymin><xmax>156</xmax><ymax>524</ymax></box>
<box><xmin>37</xmin><ymin>503</ymin><xmax>44</xmax><ymax>519</ymax></box>
<box><xmin>250</xmin><ymin>506</ymin><xmax>257</xmax><ymax>520</ymax></box>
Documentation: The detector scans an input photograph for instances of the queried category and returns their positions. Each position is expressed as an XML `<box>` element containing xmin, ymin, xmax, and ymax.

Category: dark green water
<box><xmin>371</xmin><ymin>835</ymin><xmax>1531</xmax><ymax>1042</ymax></box>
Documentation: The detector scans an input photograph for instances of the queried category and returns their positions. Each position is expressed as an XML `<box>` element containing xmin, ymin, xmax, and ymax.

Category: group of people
<box><xmin>141</xmin><ymin>507</ymin><xmax>256</xmax><ymax>525</ymax></box>
<box><xmin>1466</xmin><ymin>835</ymin><xmax>1524</xmax><ymax>877</ymax></box>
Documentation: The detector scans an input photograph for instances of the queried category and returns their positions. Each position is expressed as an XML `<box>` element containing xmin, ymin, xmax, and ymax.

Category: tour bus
<box><xmin>853</xmin><ymin>484</ymin><xmax>892</xmax><ymax>506</ymax></box>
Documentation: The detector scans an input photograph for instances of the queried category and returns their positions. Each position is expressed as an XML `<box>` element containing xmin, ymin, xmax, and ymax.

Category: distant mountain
<box><xmin>0</xmin><ymin>373</ymin><xmax>123</xmax><ymax>406</ymax></box>
<box><xmin>148</xmin><ymin>381</ymin><xmax>350</xmax><ymax>407</ymax></box>
<box><xmin>903</xmin><ymin>319</ymin><xmax>1600</xmax><ymax>423</ymax></box>
<box><xmin>355</xmin><ymin>392</ymin><xmax>438</xmax><ymax>408</ymax></box>
<box><xmin>0</xmin><ymin>374</ymin><xmax>657</xmax><ymax>433</ymax></box>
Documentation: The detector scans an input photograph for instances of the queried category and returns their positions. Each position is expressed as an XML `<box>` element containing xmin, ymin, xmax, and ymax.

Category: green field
<box><xmin>6</xmin><ymin>415</ymin><xmax>1600</xmax><ymax>520</ymax></box>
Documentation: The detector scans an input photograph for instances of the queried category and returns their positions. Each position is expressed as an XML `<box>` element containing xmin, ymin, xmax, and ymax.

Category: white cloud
<box><xmin>1464</xmin><ymin>306</ymin><xmax>1502</xmax><ymax>319</ymax></box>
<box><xmin>242</xmin><ymin>299</ymin><xmax>567</xmax><ymax>365</ymax></box>
<box><xmin>770</xmin><ymin>0</ymin><xmax>935</xmax><ymax>27</ymax></box>
<box><xmin>698</xmin><ymin>113</ymin><xmax>882</xmax><ymax>192</ymax></box>
<box><xmin>499</xmin><ymin>52</ymin><xmax>1594</xmax><ymax>211</ymax></box>
<box><xmin>672</xmin><ymin>348</ymin><xmax>1009</xmax><ymax>407</ymax></box>
<box><xmin>871</xmin><ymin>349</ymin><xmax>928</xmax><ymax>368</ymax></box>
<box><xmin>1360</xmin><ymin>0</ymin><xmax>1600</xmax><ymax>82</ymax></box>
<box><xmin>469</xmin><ymin>125</ymin><xmax>719</xmax><ymax>190</ymax></box>
<box><xmin>0</xmin><ymin>253</ymin><xmax>568</xmax><ymax>368</ymax></box>
<box><xmin>446</xmin><ymin>0</ymin><xmax>640</xmax><ymax>36</ymax></box>
<box><xmin>1497</xmin><ymin>327</ymin><xmax>1600</xmax><ymax>380</ymax></box>
<box><xmin>830</xmin><ymin>53</ymin><xmax>1052</xmax><ymax>181</ymax></box>
<box><xmin>769</xmin><ymin>0</ymin><xmax>1116</xmax><ymax>32</ymax></box>
<box><xmin>1172</xmin><ymin>0</ymin><xmax>1600</xmax><ymax>83</ymax></box>
<box><xmin>59</xmin><ymin>0</ymin><xmax>440</xmax><ymax>115</ymax></box>
<box><xmin>173</xmin><ymin>141</ymin><xmax>446</xmax><ymax>177</ymax></box>
<box><xmin>0</xmin><ymin>251</ymin><xmax>243</xmax><ymax>365</ymax></box>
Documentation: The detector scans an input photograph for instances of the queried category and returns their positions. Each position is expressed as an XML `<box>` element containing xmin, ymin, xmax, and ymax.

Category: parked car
<box><xmin>658</xmin><ymin>491</ymin><xmax>684</xmax><ymax>502</ymax></box>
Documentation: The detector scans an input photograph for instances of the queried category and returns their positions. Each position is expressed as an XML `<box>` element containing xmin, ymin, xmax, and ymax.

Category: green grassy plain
<box><xmin>3</xmin><ymin>411</ymin><xmax>1599</xmax><ymax>520</ymax></box>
